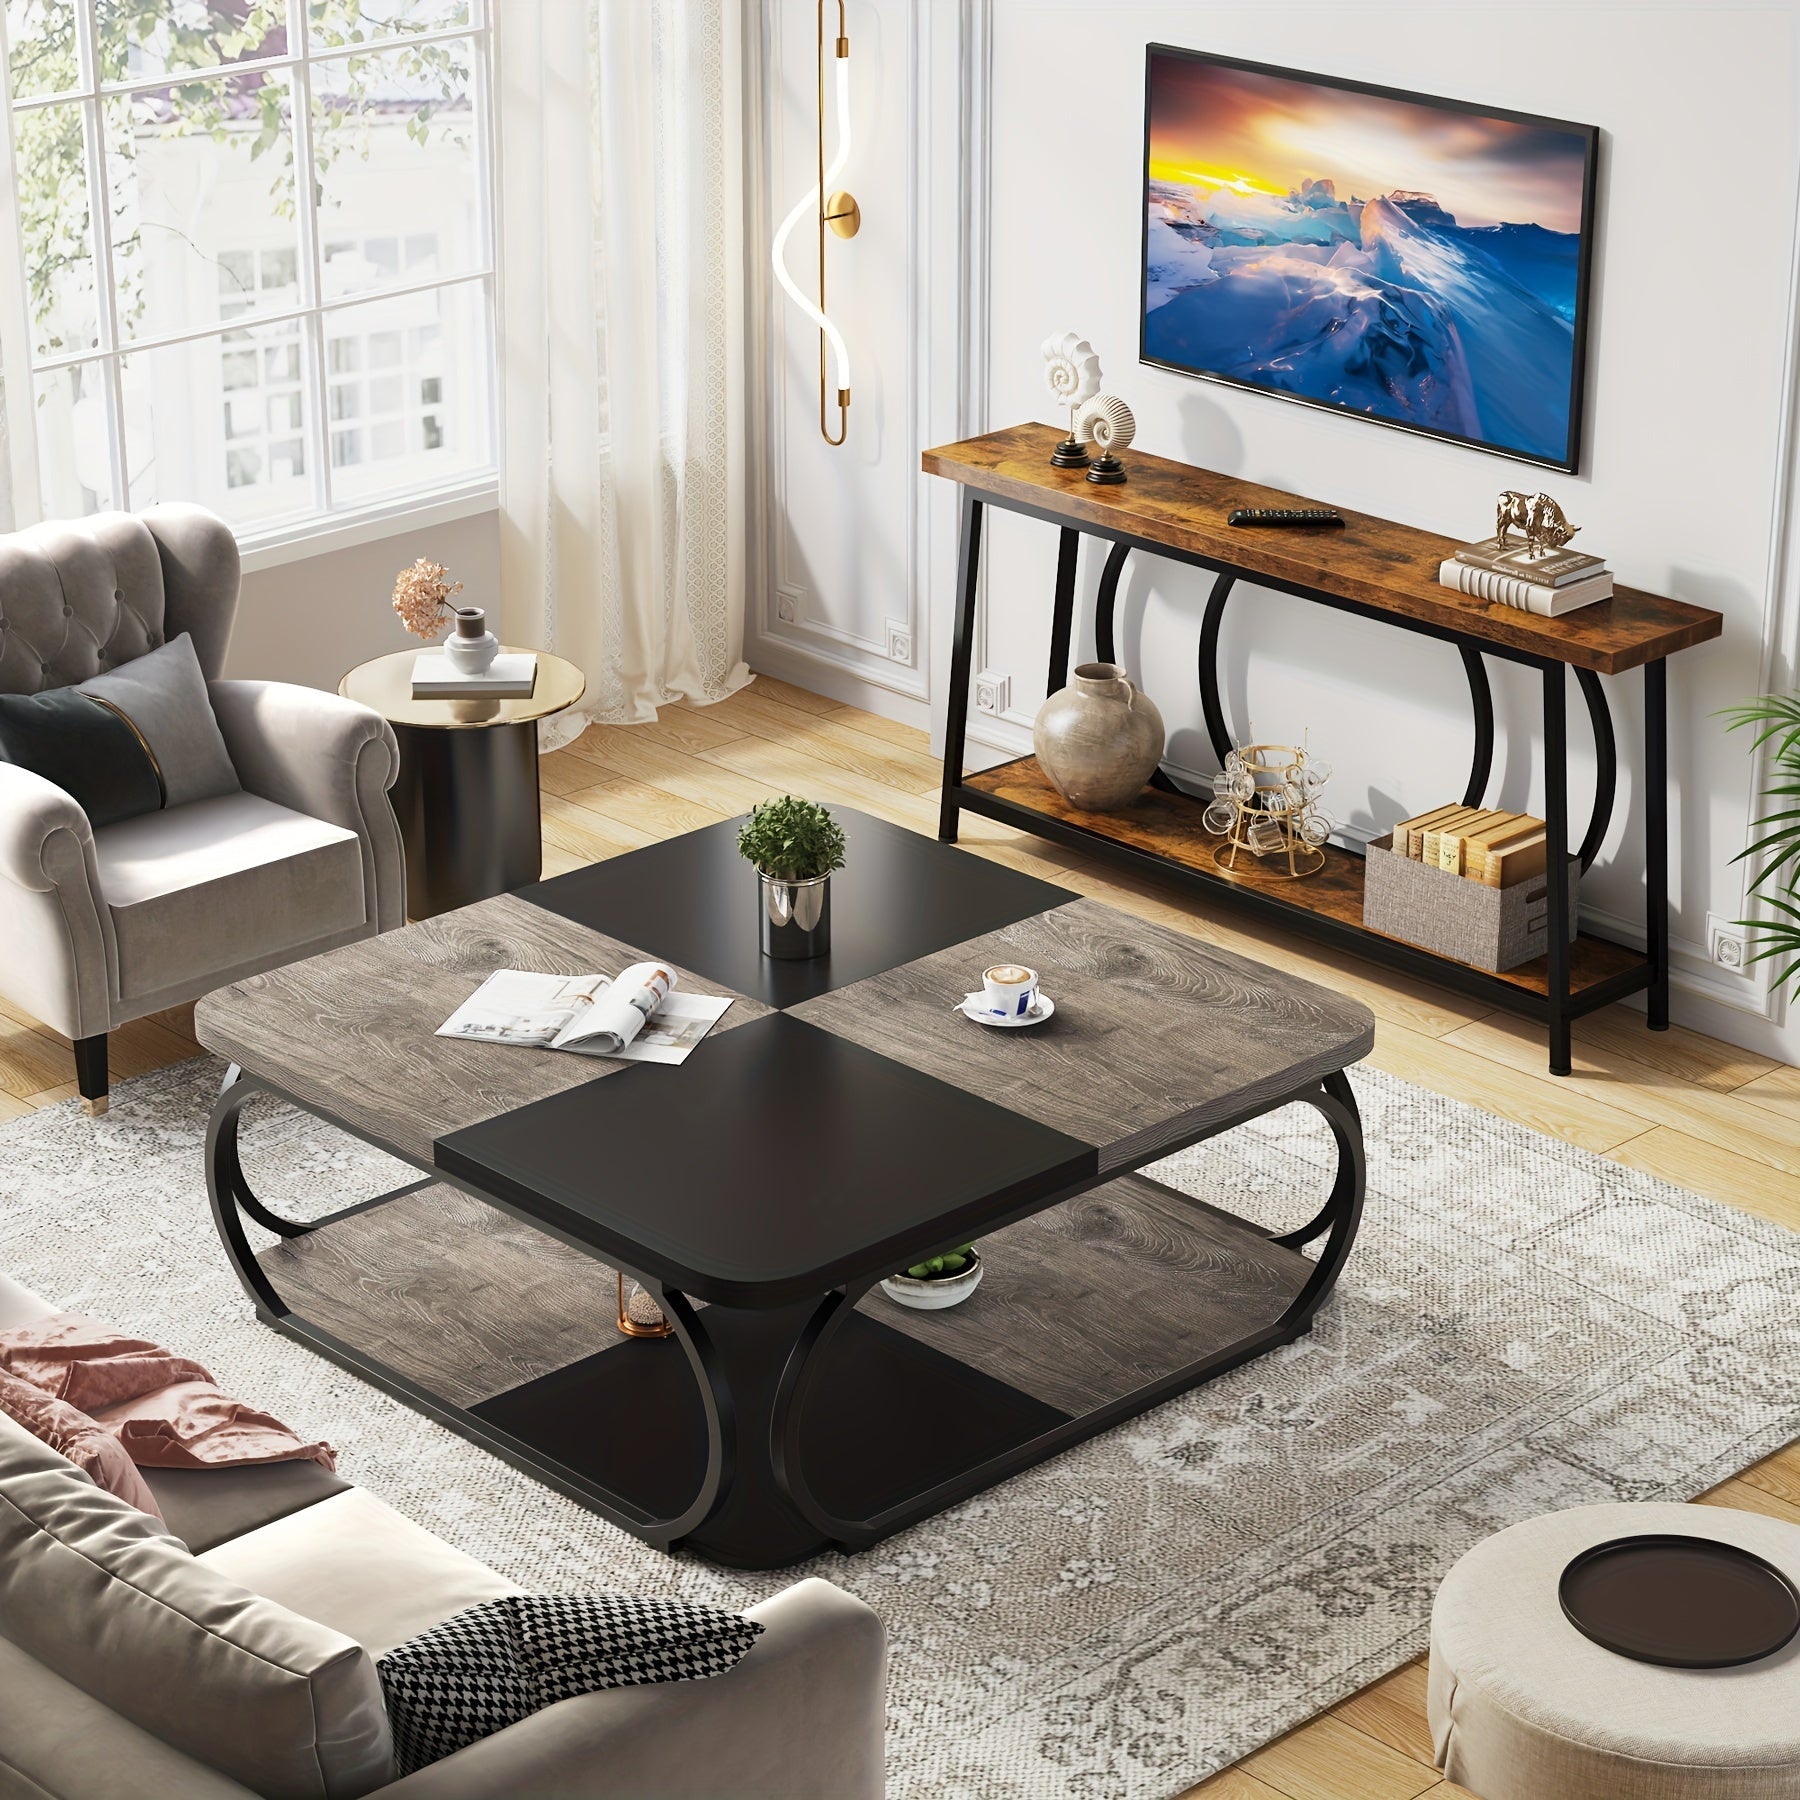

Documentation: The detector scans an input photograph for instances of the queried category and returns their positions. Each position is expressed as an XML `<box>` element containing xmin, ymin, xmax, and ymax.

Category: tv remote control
<box><xmin>1227</xmin><ymin>507</ymin><xmax>1345</xmax><ymax>528</ymax></box>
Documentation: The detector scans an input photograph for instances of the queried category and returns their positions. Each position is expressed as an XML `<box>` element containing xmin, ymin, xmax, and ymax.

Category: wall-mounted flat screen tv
<box><xmin>1142</xmin><ymin>47</ymin><xmax>1598</xmax><ymax>473</ymax></box>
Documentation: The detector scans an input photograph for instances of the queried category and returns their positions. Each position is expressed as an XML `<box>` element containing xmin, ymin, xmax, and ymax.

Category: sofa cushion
<box><xmin>0</xmin><ymin>1412</ymin><xmax>394</xmax><ymax>1800</ymax></box>
<box><xmin>0</xmin><ymin>1634</ymin><xmax>259</xmax><ymax>1800</ymax></box>
<box><xmin>201</xmin><ymin>1487</ymin><xmax>520</xmax><ymax>1660</ymax></box>
<box><xmin>94</xmin><ymin>790</ymin><xmax>366</xmax><ymax>998</ymax></box>
<box><xmin>143</xmin><ymin>1460</ymin><xmax>350</xmax><ymax>1555</ymax></box>
<box><xmin>78</xmin><ymin>633</ymin><xmax>240</xmax><ymax>807</ymax></box>
<box><xmin>0</xmin><ymin>685</ymin><xmax>164</xmax><ymax>826</ymax></box>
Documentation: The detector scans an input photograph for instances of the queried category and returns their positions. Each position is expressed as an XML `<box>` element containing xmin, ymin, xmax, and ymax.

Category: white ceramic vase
<box><xmin>444</xmin><ymin>607</ymin><xmax>500</xmax><ymax>676</ymax></box>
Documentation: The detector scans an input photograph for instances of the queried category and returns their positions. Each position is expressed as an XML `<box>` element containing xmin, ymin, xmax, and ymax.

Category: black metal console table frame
<box><xmin>936</xmin><ymin>487</ymin><xmax>1671</xmax><ymax>1077</ymax></box>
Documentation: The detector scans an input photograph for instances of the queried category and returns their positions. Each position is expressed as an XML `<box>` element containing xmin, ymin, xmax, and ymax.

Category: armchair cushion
<box><xmin>0</xmin><ymin>686</ymin><xmax>163</xmax><ymax>827</ymax></box>
<box><xmin>94</xmin><ymin>791</ymin><xmax>365</xmax><ymax>999</ymax></box>
<box><xmin>77</xmin><ymin>632</ymin><xmax>240</xmax><ymax>807</ymax></box>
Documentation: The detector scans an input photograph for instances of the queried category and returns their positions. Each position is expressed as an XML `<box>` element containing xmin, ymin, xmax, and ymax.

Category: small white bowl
<box><xmin>881</xmin><ymin>1250</ymin><xmax>984</xmax><ymax>1311</ymax></box>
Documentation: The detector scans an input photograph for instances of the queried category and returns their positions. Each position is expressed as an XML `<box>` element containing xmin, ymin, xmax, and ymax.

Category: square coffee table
<box><xmin>197</xmin><ymin>807</ymin><xmax>1372</xmax><ymax>1569</ymax></box>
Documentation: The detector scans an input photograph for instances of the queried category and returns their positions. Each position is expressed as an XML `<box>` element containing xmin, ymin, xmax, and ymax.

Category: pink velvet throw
<box><xmin>0</xmin><ymin>1314</ymin><xmax>335</xmax><ymax>1472</ymax></box>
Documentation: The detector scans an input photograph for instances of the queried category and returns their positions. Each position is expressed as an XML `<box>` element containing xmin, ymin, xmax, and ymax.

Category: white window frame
<box><xmin>0</xmin><ymin>0</ymin><xmax>499</xmax><ymax>557</ymax></box>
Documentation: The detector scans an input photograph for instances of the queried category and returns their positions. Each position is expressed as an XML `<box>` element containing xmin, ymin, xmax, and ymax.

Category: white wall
<box><xmin>755</xmin><ymin>0</ymin><xmax>1800</xmax><ymax>1062</ymax></box>
<box><xmin>226</xmin><ymin>503</ymin><xmax>501</xmax><ymax>691</ymax></box>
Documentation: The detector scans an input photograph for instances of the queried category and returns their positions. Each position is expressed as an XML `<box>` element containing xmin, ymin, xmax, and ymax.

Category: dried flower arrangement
<box><xmin>392</xmin><ymin>558</ymin><xmax>465</xmax><ymax>639</ymax></box>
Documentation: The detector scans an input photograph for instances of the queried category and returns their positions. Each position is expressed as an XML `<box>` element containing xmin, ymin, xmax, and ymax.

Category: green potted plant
<box><xmin>1726</xmin><ymin>692</ymin><xmax>1800</xmax><ymax>992</ymax></box>
<box><xmin>881</xmin><ymin>1244</ymin><xmax>984</xmax><ymax>1311</ymax></box>
<box><xmin>738</xmin><ymin>795</ymin><xmax>847</xmax><ymax>960</ymax></box>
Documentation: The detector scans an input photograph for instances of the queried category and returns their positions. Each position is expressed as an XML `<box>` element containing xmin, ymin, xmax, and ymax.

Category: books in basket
<box><xmin>411</xmin><ymin>651</ymin><xmax>539</xmax><ymax>698</ymax></box>
<box><xmin>1454</xmin><ymin>536</ymin><xmax>1606</xmax><ymax>586</ymax></box>
<box><xmin>435</xmin><ymin>963</ymin><xmax>732</xmax><ymax>1065</ymax></box>
<box><xmin>1438</xmin><ymin>558</ymin><xmax>1613</xmax><ymax>618</ymax></box>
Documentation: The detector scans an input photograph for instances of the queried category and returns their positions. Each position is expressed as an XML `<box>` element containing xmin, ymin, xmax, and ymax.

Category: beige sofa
<box><xmin>0</xmin><ymin>1273</ymin><xmax>887</xmax><ymax>1800</ymax></box>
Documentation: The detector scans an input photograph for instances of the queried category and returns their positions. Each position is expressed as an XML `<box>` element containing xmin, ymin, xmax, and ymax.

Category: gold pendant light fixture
<box><xmin>771</xmin><ymin>2</ymin><xmax>859</xmax><ymax>445</ymax></box>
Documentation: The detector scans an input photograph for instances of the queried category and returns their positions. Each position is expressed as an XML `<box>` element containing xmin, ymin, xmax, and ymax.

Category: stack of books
<box><xmin>1438</xmin><ymin>536</ymin><xmax>1612</xmax><ymax>618</ymax></box>
<box><xmin>1390</xmin><ymin>804</ymin><xmax>1546</xmax><ymax>887</ymax></box>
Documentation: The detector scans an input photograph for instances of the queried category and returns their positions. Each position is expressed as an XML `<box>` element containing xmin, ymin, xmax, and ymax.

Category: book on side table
<box><xmin>436</xmin><ymin>962</ymin><xmax>732</xmax><ymax>1064</ymax></box>
<box><xmin>411</xmin><ymin>651</ymin><xmax>540</xmax><ymax>698</ymax></box>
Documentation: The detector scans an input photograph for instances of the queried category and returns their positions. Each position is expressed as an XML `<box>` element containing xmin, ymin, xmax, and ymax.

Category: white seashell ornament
<box><xmin>1042</xmin><ymin>331</ymin><xmax>1104</xmax><ymax>467</ymax></box>
<box><xmin>1074</xmin><ymin>393</ymin><xmax>1135</xmax><ymax>456</ymax></box>
<box><xmin>1075</xmin><ymin>393</ymin><xmax>1135</xmax><ymax>485</ymax></box>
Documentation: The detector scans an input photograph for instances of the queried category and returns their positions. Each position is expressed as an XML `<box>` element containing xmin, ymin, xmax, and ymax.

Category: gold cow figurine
<box><xmin>1496</xmin><ymin>490</ymin><xmax>1580</xmax><ymax>556</ymax></box>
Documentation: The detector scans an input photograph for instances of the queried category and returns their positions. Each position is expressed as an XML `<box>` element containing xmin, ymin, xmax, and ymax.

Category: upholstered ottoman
<box><xmin>1429</xmin><ymin>1503</ymin><xmax>1800</xmax><ymax>1800</ymax></box>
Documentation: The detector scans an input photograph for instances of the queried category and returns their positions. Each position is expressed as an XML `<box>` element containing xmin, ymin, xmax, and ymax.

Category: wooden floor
<box><xmin>9</xmin><ymin>673</ymin><xmax>1800</xmax><ymax>1800</ymax></box>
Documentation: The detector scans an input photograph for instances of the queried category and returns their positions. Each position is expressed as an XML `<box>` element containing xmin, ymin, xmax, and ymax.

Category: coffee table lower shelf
<box><xmin>955</xmin><ymin>757</ymin><xmax>1653</xmax><ymax>1022</ymax></box>
<box><xmin>212</xmin><ymin>1077</ymin><xmax>1348</xmax><ymax>1569</ymax></box>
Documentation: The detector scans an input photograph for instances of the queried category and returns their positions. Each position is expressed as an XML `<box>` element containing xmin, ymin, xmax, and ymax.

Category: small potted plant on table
<box><xmin>738</xmin><ymin>795</ymin><xmax>846</xmax><ymax>960</ymax></box>
<box><xmin>881</xmin><ymin>1244</ymin><xmax>984</xmax><ymax>1310</ymax></box>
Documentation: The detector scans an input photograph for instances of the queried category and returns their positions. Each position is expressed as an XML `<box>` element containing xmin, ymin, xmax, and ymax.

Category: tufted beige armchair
<box><xmin>0</xmin><ymin>507</ymin><xmax>405</xmax><ymax>1112</ymax></box>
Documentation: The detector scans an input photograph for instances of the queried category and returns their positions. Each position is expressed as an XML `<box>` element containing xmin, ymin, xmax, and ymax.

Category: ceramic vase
<box><xmin>444</xmin><ymin>606</ymin><xmax>500</xmax><ymax>677</ymax></box>
<box><xmin>1033</xmin><ymin>662</ymin><xmax>1165</xmax><ymax>812</ymax></box>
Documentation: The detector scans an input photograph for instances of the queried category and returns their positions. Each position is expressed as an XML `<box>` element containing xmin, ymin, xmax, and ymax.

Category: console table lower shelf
<box><xmin>959</xmin><ymin>756</ymin><xmax>1654</xmax><ymax>1020</ymax></box>
<box><xmin>211</xmin><ymin>1070</ymin><xmax>1359</xmax><ymax>1571</ymax></box>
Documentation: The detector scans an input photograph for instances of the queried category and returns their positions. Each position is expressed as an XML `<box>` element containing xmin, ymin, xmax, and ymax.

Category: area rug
<box><xmin>3</xmin><ymin>1056</ymin><xmax>1798</xmax><ymax>1799</ymax></box>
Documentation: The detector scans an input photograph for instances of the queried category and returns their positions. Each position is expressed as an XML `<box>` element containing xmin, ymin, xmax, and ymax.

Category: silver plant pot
<box><xmin>759</xmin><ymin>870</ymin><xmax>831</xmax><ymax>959</ymax></box>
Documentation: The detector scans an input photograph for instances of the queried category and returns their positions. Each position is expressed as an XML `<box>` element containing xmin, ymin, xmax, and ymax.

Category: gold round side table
<box><xmin>340</xmin><ymin>647</ymin><xmax>586</xmax><ymax>918</ymax></box>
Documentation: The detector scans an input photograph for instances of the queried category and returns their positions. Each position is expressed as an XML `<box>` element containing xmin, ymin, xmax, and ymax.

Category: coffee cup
<box><xmin>981</xmin><ymin>963</ymin><xmax>1039</xmax><ymax>1019</ymax></box>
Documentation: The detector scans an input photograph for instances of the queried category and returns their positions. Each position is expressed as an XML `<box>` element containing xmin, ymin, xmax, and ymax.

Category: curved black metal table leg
<box><xmin>768</xmin><ymin>1280</ymin><xmax>882</xmax><ymax>1554</ymax></box>
<box><xmin>207</xmin><ymin>1074</ymin><xmax>292</xmax><ymax>1322</ymax></box>
<box><xmin>1274</xmin><ymin>1070</ymin><xmax>1366</xmax><ymax>1336</ymax></box>
<box><xmin>1197</xmin><ymin>574</ymin><xmax>1239</xmax><ymax>766</ymax></box>
<box><xmin>1460</xmin><ymin>647</ymin><xmax>1495</xmax><ymax>809</ymax></box>
<box><xmin>1575</xmin><ymin>667</ymin><xmax>1616</xmax><ymax>872</ymax></box>
<box><xmin>642</xmin><ymin>1283</ymin><xmax>736</xmax><ymax>1553</ymax></box>
<box><xmin>211</xmin><ymin>1064</ymin><xmax>314</xmax><ymax>1238</ymax></box>
<box><xmin>1092</xmin><ymin>538</ymin><xmax>1179</xmax><ymax>792</ymax></box>
<box><xmin>1094</xmin><ymin>540</ymin><xmax>1131</xmax><ymax>666</ymax></box>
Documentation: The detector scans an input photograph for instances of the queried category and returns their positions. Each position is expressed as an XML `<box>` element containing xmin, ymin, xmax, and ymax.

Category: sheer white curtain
<box><xmin>496</xmin><ymin>0</ymin><xmax>751</xmax><ymax>735</ymax></box>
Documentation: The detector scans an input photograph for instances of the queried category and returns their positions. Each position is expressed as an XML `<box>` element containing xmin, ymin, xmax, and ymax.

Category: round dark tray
<box><xmin>1559</xmin><ymin>1534</ymin><xmax>1800</xmax><ymax>1669</ymax></box>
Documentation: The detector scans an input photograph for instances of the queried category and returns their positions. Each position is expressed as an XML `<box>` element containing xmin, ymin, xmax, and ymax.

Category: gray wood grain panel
<box><xmin>195</xmin><ymin>893</ymin><xmax>773</xmax><ymax>1167</ymax></box>
<box><xmin>856</xmin><ymin>1171</ymin><xmax>1310</xmax><ymax>1416</ymax></box>
<box><xmin>261</xmin><ymin>1168</ymin><xmax>1310</xmax><ymax>1419</ymax></box>
<box><xmin>791</xmin><ymin>897</ymin><xmax>1373</xmax><ymax>1169</ymax></box>
<box><xmin>258</xmin><ymin>1182</ymin><xmax>619</xmax><ymax>1408</ymax></box>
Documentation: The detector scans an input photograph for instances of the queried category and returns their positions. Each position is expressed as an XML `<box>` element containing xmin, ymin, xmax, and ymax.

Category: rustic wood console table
<box><xmin>924</xmin><ymin>423</ymin><xmax>1724</xmax><ymax>1075</ymax></box>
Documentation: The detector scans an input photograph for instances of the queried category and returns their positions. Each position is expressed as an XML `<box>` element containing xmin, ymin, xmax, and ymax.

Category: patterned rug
<box><xmin>3</xmin><ymin>1056</ymin><xmax>1798</xmax><ymax>1799</ymax></box>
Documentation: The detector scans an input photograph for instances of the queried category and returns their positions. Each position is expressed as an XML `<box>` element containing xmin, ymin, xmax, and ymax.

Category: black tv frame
<box><xmin>1139</xmin><ymin>44</ymin><xmax>1600</xmax><ymax>475</ymax></box>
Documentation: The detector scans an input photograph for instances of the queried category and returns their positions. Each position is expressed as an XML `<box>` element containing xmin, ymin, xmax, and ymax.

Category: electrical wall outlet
<box><xmin>1707</xmin><ymin>911</ymin><xmax>1750</xmax><ymax>972</ymax></box>
<box><xmin>886</xmin><ymin>621</ymin><xmax>913</xmax><ymax>664</ymax></box>
<box><xmin>775</xmin><ymin>587</ymin><xmax>801</xmax><ymax>625</ymax></box>
<box><xmin>974</xmin><ymin>670</ymin><xmax>1012</xmax><ymax>716</ymax></box>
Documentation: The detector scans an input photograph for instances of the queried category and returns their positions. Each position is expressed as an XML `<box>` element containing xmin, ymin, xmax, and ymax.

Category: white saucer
<box><xmin>959</xmin><ymin>992</ymin><xmax>1056</xmax><ymax>1029</ymax></box>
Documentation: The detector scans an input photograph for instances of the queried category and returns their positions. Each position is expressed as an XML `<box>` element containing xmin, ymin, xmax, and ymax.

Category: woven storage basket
<box><xmin>1363</xmin><ymin>834</ymin><xmax>1578</xmax><ymax>972</ymax></box>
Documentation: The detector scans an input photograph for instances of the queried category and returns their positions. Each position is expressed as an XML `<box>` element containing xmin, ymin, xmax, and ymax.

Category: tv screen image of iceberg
<box><xmin>1141</xmin><ymin>49</ymin><xmax>1597</xmax><ymax>472</ymax></box>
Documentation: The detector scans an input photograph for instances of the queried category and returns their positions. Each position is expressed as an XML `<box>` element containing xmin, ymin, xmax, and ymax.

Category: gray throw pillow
<box><xmin>77</xmin><ymin>633</ymin><xmax>239</xmax><ymax>808</ymax></box>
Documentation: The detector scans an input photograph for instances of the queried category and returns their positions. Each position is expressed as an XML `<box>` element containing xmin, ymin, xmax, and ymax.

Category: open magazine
<box><xmin>435</xmin><ymin>962</ymin><xmax>731</xmax><ymax>1066</ymax></box>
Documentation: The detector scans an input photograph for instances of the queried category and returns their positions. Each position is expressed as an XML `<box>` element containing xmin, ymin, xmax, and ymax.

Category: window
<box><xmin>4</xmin><ymin>0</ymin><xmax>495</xmax><ymax>536</ymax></box>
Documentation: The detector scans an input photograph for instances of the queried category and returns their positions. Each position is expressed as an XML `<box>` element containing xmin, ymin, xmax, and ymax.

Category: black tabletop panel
<box><xmin>434</xmin><ymin>1012</ymin><xmax>1097</xmax><ymax>1306</ymax></box>
<box><xmin>516</xmin><ymin>807</ymin><xmax>1074</xmax><ymax>1008</ymax></box>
